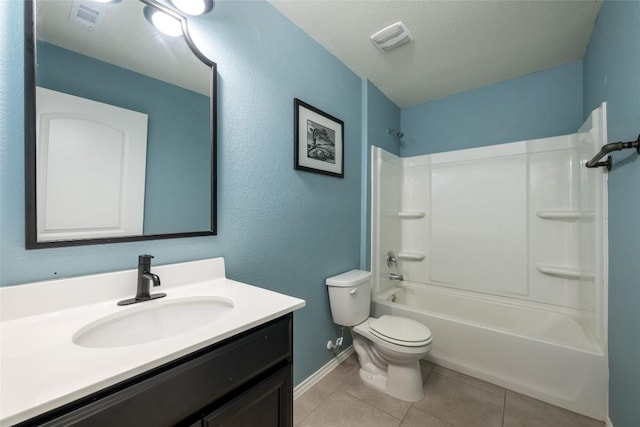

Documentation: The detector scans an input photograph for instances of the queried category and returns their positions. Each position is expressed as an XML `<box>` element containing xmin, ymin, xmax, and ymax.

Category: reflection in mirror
<box><xmin>25</xmin><ymin>0</ymin><xmax>217</xmax><ymax>248</ymax></box>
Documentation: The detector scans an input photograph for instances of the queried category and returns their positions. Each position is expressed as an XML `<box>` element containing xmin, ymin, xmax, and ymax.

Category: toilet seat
<box><xmin>369</xmin><ymin>315</ymin><xmax>432</xmax><ymax>347</ymax></box>
<box><xmin>353</xmin><ymin>318</ymin><xmax>431</xmax><ymax>357</ymax></box>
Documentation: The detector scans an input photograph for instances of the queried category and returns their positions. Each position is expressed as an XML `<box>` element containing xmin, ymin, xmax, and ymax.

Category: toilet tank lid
<box><xmin>326</xmin><ymin>270</ymin><xmax>372</xmax><ymax>287</ymax></box>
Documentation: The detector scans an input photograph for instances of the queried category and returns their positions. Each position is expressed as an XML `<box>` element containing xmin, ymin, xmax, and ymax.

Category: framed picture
<box><xmin>294</xmin><ymin>98</ymin><xmax>344</xmax><ymax>178</ymax></box>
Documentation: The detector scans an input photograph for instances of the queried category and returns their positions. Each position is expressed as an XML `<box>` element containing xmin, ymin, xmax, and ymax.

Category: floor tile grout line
<box><xmin>295</xmin><ymin>375</ymin><xmax>342</xmax><ymax>427</ymax></box>
<box><xmin>338</xmin><ymin>375</ymin><xmax>411</xmax><ymax>422</ymax></box>
<box><xmin>334</xmin><ymin>388</ymin><xmax>408</xmax><ymax>425</ymax></box>
<box><xmin>345</xmin><ymin>391</ymin><xmax>407</xmax><ymax>423</ymax></box>
<box><xmin>404</xmin><ymin>365</ymin><xmax>460</xmax><ymax>427</ymax></box>
<box><xmin>502</xmin><ymin>388</ymin><xmax>507</xmax><ymax>427</ymax></box>
<box><xmin>409</xmin><ymin>405</ymin><xmax>457</xmax><ymax>427</ymax></box>
<box><xmin>295</xmin><ymin>387</ymin><xmax>337</xmax><ymax>427</ymax></box>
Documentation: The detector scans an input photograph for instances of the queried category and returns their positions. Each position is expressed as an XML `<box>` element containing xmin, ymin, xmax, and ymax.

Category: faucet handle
<box><xmin>386</xmin><ymin>251</ymin><xmax>397</xmax><ymax>268</ymax></box>
<box><xmin>139</xmin><ymin>254</ymin><xmax>154</xmax><ymax>264</ymax></box>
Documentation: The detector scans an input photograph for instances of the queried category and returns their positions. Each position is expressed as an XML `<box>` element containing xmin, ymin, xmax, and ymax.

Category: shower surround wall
<box><xmin>371</xmin><ymin>105</ymin><xmax>607</xmax><ymax>419</ymax></box>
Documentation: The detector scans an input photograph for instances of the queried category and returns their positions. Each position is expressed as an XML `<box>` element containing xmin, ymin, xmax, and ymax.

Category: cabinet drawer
<box><xmin>24</xmin><ymin>315</ymin><xmax>292</xmax><ymax>427</ymax></box>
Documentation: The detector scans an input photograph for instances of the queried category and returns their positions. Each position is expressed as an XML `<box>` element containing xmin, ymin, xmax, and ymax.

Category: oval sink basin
<box><xmin>73</xmin><ymin>296</ymin><xmax>234</xmax><ymax>348</ymax></box>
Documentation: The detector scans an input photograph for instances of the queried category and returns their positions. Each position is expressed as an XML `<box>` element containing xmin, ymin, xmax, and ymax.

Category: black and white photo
<box><xmin>294</xmin><ymin>98</ymin><xmax>344</xmax><ymax>177</ymax></box>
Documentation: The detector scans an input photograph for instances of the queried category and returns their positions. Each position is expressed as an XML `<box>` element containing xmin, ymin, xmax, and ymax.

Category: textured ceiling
<box><xmin>269</xmin><ymin>0</ymin><xmax>603</xmax><ymax>108</ymax></box>
<box><xmin>36</xmin><ymin>0</ymin><xmax>209</xmax><ymax>95</ymax></box>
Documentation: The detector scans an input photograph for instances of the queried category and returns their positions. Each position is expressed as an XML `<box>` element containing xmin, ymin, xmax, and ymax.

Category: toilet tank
<box><xmin>325</xmin><ymin>270</ymin><xmax>372</xmax><ymax>326</ymax></box>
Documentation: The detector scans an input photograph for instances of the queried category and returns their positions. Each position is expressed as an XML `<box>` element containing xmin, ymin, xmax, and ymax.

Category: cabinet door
<box><xmin>202</xmin><ymin>365</ymin><xmax>292</xmax><ymax>427</ymax></box>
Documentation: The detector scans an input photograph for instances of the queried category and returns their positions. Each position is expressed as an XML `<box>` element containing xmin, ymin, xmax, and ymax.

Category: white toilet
<box><xmin>326</xmin><ymin>270</ymin><xmax>432</xmax><ymax>401</ymax></box>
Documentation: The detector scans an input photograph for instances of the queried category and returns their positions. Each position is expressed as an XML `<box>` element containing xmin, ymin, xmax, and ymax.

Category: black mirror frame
<box><xmin>24</xmin><ymin>0</ymin><xmax>217</xmax><ymax>249</ymax></box>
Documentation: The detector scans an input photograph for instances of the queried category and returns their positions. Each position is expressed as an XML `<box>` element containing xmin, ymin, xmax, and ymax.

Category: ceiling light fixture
<box><xmin>170</xmin><ymin>0</ymin><xmax>214</xmax><ymax>16</ymax></box>
<box><xmin>143</xmin><ymin>5</ymin><xmax>183</xmax><ymax>37</ymax></box>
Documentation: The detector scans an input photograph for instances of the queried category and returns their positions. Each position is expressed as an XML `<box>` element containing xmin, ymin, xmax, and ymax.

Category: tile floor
<box><xmin>294</xmin><ymin>353</ymin><xmax>604</xmax><ymax>427</ymax></box>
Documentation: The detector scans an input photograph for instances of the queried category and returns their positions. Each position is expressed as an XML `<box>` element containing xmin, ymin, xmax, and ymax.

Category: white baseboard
<box><xmin>294</xmin><ymin>346</ymin><xmax>355</xmax><ymax>400</ymax></box>
<box><xmin>605</xmin><ymin>416</ymin><xmax>613</xmax><ymax>427</ymax></box>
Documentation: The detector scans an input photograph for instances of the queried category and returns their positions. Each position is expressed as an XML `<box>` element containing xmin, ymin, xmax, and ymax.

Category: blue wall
<box><xmin>36</xmin><ymin>41</ymin><xmax>211</xmax><ymax>234</ymax></box>
<box><xmin>401</xmin><ymin>61</ymin><xmax>584</xmax><ymax>156</ymax></box>
<box><xmin>361</xmin><ymin>80</ymin><xmax>401</xmax><ymax>269</ymax></box>
<box><xmin>1</xmin><ymin>0</ymin><xmax>362</xmax><ymax>386</ymax></box>
<box><xmin>583</xmin><ymin>2</ymin><xmax>640</xmax><ymax>426</ymax></box>
<box><xmin>4</xmin><ymin>2</ymin><xmax>637</xmax><ymax>417</ymax></box>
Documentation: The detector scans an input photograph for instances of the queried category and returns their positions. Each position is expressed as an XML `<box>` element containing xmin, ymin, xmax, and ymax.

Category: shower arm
<box><xmin>585</xmin><ymin>134</ymin><xmax>640</xmax><ymax>171</ymax></box>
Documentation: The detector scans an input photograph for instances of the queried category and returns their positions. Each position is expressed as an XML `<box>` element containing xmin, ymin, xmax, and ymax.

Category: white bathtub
<box><xmin>372</xmin><ymin>282</ymin><xmax>607</xmax><ymax>420</ymax></box>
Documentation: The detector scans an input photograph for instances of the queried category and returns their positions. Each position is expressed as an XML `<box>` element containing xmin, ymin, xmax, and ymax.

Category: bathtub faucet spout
<box><xmin>388</xmin><ymin>273</ymin><xmax>404</xmax><ymax>281</ymax></box>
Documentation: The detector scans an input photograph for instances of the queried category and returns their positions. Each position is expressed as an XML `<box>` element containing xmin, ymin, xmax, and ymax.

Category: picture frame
<box><xmin>294</xmin><ymin>98</ymin><xmax>344</xmax><ymax>178</ymax></box>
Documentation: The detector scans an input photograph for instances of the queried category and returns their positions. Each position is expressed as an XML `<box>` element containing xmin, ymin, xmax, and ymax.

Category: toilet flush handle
<box><xmin>350</xmin><ymin>289</ymin><xmax>357</xmax><ymax>295</ymax></box>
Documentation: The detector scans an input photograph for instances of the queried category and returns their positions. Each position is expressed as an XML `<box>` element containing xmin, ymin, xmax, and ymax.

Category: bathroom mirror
<box><xmin>24</xmin><ymin>0</ymin><xmax>217</xmax><ymax>248</ymax></box>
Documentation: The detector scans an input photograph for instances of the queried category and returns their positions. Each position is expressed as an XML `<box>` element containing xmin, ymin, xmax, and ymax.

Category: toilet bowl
<box><xmin>325</xmin><ymin>270</ymin><xmax>433</xmax><ymax>402</ymax></box>
<box><xmin>352</xmin><ymin>316</ymin><xmax>431</xmax><ymax>401</ymax></box>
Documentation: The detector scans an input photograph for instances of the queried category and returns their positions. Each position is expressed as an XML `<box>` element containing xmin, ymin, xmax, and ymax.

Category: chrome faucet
<box><xmin>388</xmin><ymin>273</ymin><xmax>404</xmax><ymax>281</ymax></box>
<box><xmin>118</xmin><ymin>255</ymin><xmax>166</xmax><ymax>306</ymax></box>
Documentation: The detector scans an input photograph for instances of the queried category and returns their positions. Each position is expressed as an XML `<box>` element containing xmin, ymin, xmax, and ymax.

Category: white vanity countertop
<box><xmin>0</xmin><ymin>258</ymin><xmax>305</xmax><ymax>426</ymax></box>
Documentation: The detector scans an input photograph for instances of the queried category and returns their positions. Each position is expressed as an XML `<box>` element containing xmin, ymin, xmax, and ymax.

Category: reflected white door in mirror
<box><xmin>36</xmin><ymin>87</ymin><xmax>147</xmax><ymax>241</ymax></box>
<box><xmin>36</xmin><ymin>87</ymin><xmax>148</xmax><ymax>242</ymax></box>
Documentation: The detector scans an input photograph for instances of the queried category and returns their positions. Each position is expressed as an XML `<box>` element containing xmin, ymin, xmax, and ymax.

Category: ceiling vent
<box><xmin>69</xmin><ymin>0</ymin><xmax>106</xmax><ymax>29</ymax></box>
<box><xmin>370</xmin><ymin>21</ymin><xmax>414</xmax><ymax>52</ymax></box>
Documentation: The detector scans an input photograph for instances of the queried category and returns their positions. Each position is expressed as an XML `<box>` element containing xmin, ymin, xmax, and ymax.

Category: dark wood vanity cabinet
<box><xmin>19</xmin><ymin>314</ymin><xmax>293</xmax><ymax>427</ymax></box>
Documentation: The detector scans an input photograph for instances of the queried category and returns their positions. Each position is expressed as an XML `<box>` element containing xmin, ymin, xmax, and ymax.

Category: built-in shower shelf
<box><xmin>536</xmin><ymin>210</ymin><xmax>595</xmax><ymax>220</ymax></box>
<box><xmin>398</xmin><ymin>252</ymin><xmax>426</xmax><ymax>261</ymax></box>
<box><xmin>536</xmin><ymin>264</ymin><xmax>595</xmax><ymax>280</ymax></box>
<box><xmin>398</xmin><ymin>211</ymin><xmax>426</xmax><ymax>219</ymax></box>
